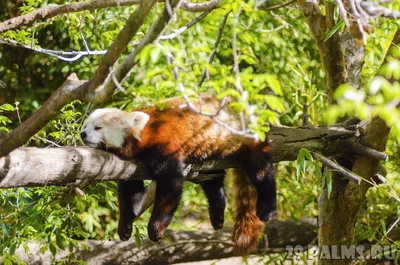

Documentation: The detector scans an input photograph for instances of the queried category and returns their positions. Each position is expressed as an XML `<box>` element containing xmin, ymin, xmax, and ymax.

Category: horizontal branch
<box><xmin>11</xmin><ymin>219</ymin><xmax>317</xmax><ymax>265</ymax></box>
<box><xmin>0</xmin><ymin>0</ymin><xmax>220</xmax><ymax>34</ymax></box>
<box><xmin>0</xmin><ymin>38</ymin><xmax>108</xmax><ymax>61</ymax></box>
<box><xmin>0</xmin><ymin>125</ymin><xmax>358</xmax><ymax>188</ymax></box>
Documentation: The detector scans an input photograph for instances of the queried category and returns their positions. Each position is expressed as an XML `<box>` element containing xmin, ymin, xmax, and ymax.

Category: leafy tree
<box><xmin>0</xmin><ymin>0</ymin><xmax>400</xmax><ymax>264</ymax></box>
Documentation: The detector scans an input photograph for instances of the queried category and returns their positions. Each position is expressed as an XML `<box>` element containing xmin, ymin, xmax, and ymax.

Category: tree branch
<box><xmin>10</xmin><ymin>220</ymin><xmax>316</xmax><ymax>265</ymax></box>
<box><xmin>83</xmin><ymin>0</ymin><xmax>183</xmax><ymax>103</ymax></box>
<box><xmin>0</xmin><ymin>0</ymin><xmax>220</xmax><ymax>34</ymax></box>
<box><xmin>0</xmin><ymin>38</ymin><xmax>108</xmax><ymax>62</ymax></box>
<box><xmin>313</xmin><ymin>153</ymin><xmax>361</xmax><ymax>184</ymax></box>
<box><xmin>85</xmin><ymin>0</ymin><xmax>158</xmax><ymax>93</ymax></box>
<box><xmin>0</xmin><ymin>125</ymin><xmax>362</xmax><ymax>188</ymax></box>
<box><xmin>257</xmin><ymin>0</ymin><xmax>297</xmax><ymax>11</ymax></box>
<box><xmin>0</xmin><ymin>0</ymin><xmax>174</xmax><ymax>157</ymax></box>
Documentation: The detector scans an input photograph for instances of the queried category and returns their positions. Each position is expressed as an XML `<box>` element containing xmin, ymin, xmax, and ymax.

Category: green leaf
<box><xmin>325</xmin><ymin>20</ymin><xmax>345</xmax><ymax>41</ymax></box>
<box><xmin>3</xmin><ymin>257</ymin><xmax>12</xmax><ymax>265</ymax></box>
<box><xmin>49</xmin><ymin>243</ymin><xmax>57</xmax><ymax>256</ymax></box>
<box><xmin>134</xmin><ymin>226</ymin><xmax>142</xmax><ymax>249</ymax></box>
<box><xmin>2</xmin><ymin>223</ymin><xmax>9</xmax><ymax>235</ymax></box>
<box><xmin>56</xmin><ymin>233</ymin><xmax>67</xmax><ymax>250</ymax></box>
<box><xmin>0</xmin><ymin>103</ymin><xmax>15</xmax><ymax>111</ymax></box>
<box><xmin>326</xmin><ymin>171</ymin><xmax>332</xmax><ymax>198</ymax></box>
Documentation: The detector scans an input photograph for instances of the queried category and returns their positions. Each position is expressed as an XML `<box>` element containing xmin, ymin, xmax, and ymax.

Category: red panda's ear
<box><xmin>124</xmin><ymin>111</ymin><xmax>150</xmax><ymax>141</ymax></box>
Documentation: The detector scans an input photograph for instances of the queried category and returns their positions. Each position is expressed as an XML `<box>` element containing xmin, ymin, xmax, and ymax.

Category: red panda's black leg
<box><xmin>118</xmin><ymin>180</ymin><xmax>145</xmax><ymax>241</ymax></box>
<box><xmin>253</xmin><ymin>166</ymin><xmax>277</xmax><ymax>221</ymax></box>
<box><xmin>200</xmin><ymin>175</ymin><xmax>227</xmax><ymax>230</ymax></box>
<box><xmin>147</xmin><ymin>158</ymin><xmax>184</xmax><ymax>242</ymax></box>
<box><xmin>242</xmin><ymin>150</ymin><xmax>277</xmax><ymax>222</ymax></box>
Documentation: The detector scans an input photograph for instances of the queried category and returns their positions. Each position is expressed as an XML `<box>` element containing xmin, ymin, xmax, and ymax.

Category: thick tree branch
<box><xmin>0</xmin><ymin>0</ymin><xmax>220</xmax><ymax>34</ymax></box>
<box><xmin>11</xmin><ymin>220</ymin><xmax>316</xmax><ymax>265</ymax></box>
<box><xmin>0</xmin><ymin>0</ymin><xmax>178</xmax><ymax>157</ymax></box>
<box><xmin>2</xmin><ymin>124</ymin><xmax>382</xmax><ymax>188</ymax></box>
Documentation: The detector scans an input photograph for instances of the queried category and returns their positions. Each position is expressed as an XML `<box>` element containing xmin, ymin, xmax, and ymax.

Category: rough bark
<box><xmin>296</xmin><ymin>0</ymin><xmax>395</xmax><ymax>264</ymax></box>
<box><xmin>0</xmin><ymin>125</ymin><xmax>367</xmax><ymax>188</ymax></box>
<box><xmin>296</xmin><ymin>0</ymin><xmax>345</xmax><ymax>102</ymax></box>
<box><xmin>10</xmin><ymin>220</ymin><xmax>317</xmax><ymax>265</ymax></box>
<box><xmin>317</xmin><ymin>29</ymin><xmax>398</xmax><ymax>265</ymax></box>
<box><xmin>318</xmin><ymin>118</ymin><xmax>390</xmax><ymax>265</ymax></box>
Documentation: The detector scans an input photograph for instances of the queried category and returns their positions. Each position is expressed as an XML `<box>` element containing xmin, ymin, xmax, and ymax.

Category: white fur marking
<box><xmin>81</xmin><ymin>108</ymin><xmax>149</xmax><ymax>148</ymax></box>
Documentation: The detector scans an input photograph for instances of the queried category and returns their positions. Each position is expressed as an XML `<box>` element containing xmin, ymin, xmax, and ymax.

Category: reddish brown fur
<box><xmin>105</xmin><ymin>95</ymin><xmax>273</xmax><ymax>253</ymax></box>
<box><xmin>135</xmin><ymin>95</ymin><xmax>247</xmax><ymax>161</ymax></box>
<box><xmin>231</xmin><ymin>169</ymin><xmax>265</xmax><ymax>254</ymax></box>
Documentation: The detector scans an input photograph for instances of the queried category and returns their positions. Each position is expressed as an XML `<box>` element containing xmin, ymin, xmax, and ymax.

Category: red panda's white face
<box><xmin>81</xmin><ymin>108</ymin><xmax>149</xmax><ymax>148</ymax></box>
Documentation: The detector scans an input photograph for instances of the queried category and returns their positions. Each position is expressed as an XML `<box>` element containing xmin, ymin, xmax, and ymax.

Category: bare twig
<box><xmin>360</xmin><ymin>1</ymin><xmax>400</xmax><ymax>18</ymax></box>
<box><xmin>84</xmin><ymin>0</ymin><xmax>183</xmax><ymax>103</ymax></box>
<box><xmin>313</xmin><ymin>153</ymin><xmax>362</xmax><ymax>184</ymax></box>
<box><xmin>345</xmin><ymin>140</ymin><xmax>388</xmax><ymax>161</ymax></box>
<box><xmin>110</xmin><ymin>67</ymin><xmax>127</xmax><ymax>94</ymax></box>
<box><xmin>257</xmin><ymin>0</ymin><xmax>297</xmax><ymax>11</ymax></box>
<box><xmin>231</xmin><ymin>5</ymin><xmax>255</xmax><ymax>137</ymax></box>
<box><xmin>160</xmin><ymin>8</ymin><xmax>214</xmax><ymax>41</ymax></box>
<box><xmin>79</xmin><ymin>13</ymin><xmax>90</xmax><ymax>52</ymax></box>
<box><xmin>302</xmin><ymin>104</ymin><xmax>309</xmax><ymax>126</ymax></box>
<box><xmin>198</xmin><ymin>11</ymin><xmax>230</xmax><ymax>87</ymax></box>
<box><xmin>0</xmin><ymin>38</ymin><xmax>107</xmax><ymax>61</ymax></box>
<box><xmin>180</xmin><ymin>0</ymin><xmax>221</xmax><ymax>12</ymax></box>
<box><xmin>336</xmin><ymin>0</ymin><xmax>350</xmax><ymax>26</ymax></box>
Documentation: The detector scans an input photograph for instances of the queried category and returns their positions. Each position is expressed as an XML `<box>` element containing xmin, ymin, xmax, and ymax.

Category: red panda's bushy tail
<box><xmin>231</xmin><ymin>168</ymin><xmax>265</xmax><ymax>255</ymax></box>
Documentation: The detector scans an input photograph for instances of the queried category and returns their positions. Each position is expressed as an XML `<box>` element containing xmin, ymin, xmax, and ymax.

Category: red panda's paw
<box><xmin>256</xmin><ymin>204</ymin><xmax>277</xmax><ymax>222</ymax></box>
<box><xmin>209</xmin><ymin>206</ymin><xmax>225</xmax><ymax>230</ymax></box>
<box><xmin>256</xmin><ymin>197</ymin><xmax>277</xmax><ymax>222</ymax></box>
<box><xmin>147</xmin><ymin>220</ymin><xmax>167</xmax><ymax>242</ymax></box>
<box><xmin>118</xmin><ymin>219</ymin><xmax>132</xmax><ymax>241</ymax></box>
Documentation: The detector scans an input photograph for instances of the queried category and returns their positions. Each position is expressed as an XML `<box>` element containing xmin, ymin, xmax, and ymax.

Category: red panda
<box><xmin>81</xmin><ymin>94</ymin><xmax>276</xmax><ymax>253</ymax></box>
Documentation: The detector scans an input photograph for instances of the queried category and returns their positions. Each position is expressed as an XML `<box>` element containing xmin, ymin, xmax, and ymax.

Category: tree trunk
<box><xmin>297</xmin><ymin>0</ymin><xmax>396</xmax><ymax>263</ymax></box>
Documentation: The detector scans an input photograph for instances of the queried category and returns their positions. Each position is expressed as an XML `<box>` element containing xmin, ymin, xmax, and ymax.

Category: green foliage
<box><xmin>0</xmin><ymin>103</ymin><xmax>15</xmax><ymax>132</ymax></box>
<box><xmin>0</xmin><ymin>0</ymin><xmax>400</xmax><ymax>263</ymax></box>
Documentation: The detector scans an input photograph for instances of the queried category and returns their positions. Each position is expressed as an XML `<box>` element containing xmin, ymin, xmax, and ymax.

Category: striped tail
<box><xmin>231</xmin><ymin>168</ymin><xmax>265</xmax><ymax>254</ymax></box>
